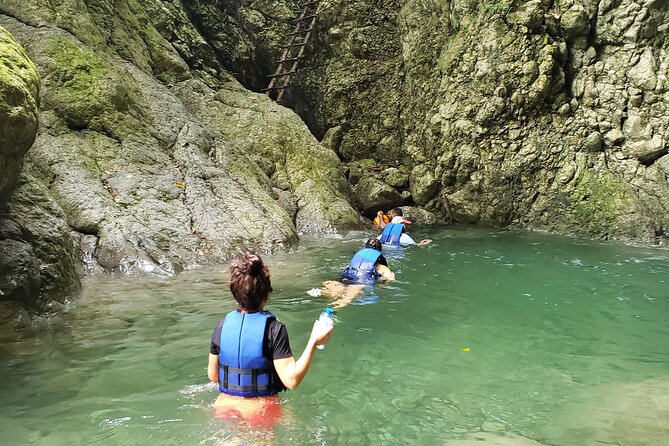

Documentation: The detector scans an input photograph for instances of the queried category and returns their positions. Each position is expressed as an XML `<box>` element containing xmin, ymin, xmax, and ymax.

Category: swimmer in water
<box><xmin>372</xmin><ymin>209</ymin><xmax>390</xmax><ymax>229</ymax></box>
<box><xmin>378</xmin><ymin>207</ymin><xmax>432</xmax><ymax>246</ymax></box>
<box><xmin>207</xmin><ymin>252</ymin><xmax>334</xmax><ymax>428</ymax></box>
<box><xmin>321</xmin><ymin>238</ymin><xmax>395</xmax><ymax>308</ymax></box>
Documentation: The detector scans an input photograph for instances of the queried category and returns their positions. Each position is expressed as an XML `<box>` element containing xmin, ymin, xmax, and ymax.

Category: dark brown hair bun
<box><xmin>229</xmin><ymin>252</ymin><xmax>272</xmax><ymax>311</ymax></box>
<box><xmin>238</xmin><ymin>253</ymin><xmax>263</xmax><ymax>276</ymax></box>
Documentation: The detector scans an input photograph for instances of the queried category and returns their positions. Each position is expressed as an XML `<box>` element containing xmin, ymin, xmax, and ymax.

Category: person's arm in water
<box><xmin>373</xmin><ymin>211</ymin><xmax>387</xmax><ymax>229</ymax></box>
<box><xmin>208</xmin><ymin>322</ymin><xmax>222</xmax><ymax>383</ymax></box>
<box><xmin>272</xmin><ymin>321</ymin><xmax>333</xmax><ymax>390</ymax></box>
<box><xmin>208</xmin><ymin>353</ymin><xmax>219</xmax><ymax>383</ymax></box>
<box><xmin>376</xmin><ymin>263</ymin><xmax>395</xmax><ymax>280</ymax></box>
<box><xmin>399</xmin><ymin>233</ymin><xmax>432</xmax><ymax>247</ymax></box>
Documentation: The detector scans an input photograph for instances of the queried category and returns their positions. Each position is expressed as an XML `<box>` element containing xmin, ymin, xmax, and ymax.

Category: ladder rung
<box><xmin>274</xmin><ymin>56</ymin><xmax>304</xmax><ymax>64</ymax></box>
<box><xmin>267</xmin><ymin>71</ymin><xmax>296</xmax><ymax>78</ymax></box>
<box><xmin>289</xmin><ymin>28</ymin><xmax>314</xmax><ymax>36</ymax></box>
<box><xmin>261</xmin><ymin>86</ymin><xmax>286</xmax><ymax>92</ymax></box>
<box><xmin>281</xmin><ymin>41</ymin><xmax>307</xmax><ymax>48</ymax></box>
<box><xmin>293</xmin><ymin>14</ymin><xmax>317</xmax><ymax>23</ymax></box>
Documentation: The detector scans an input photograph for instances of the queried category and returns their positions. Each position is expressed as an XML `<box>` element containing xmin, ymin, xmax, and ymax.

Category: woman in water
<box><xmin>321</xmin><ymin>238</ymin><xmax>395</xmax><ymax>308</ymax></box>
<box><xmin>207</xmin><ymin>252</ymin><xmax>334</xmax><ymax>427</ymax></box>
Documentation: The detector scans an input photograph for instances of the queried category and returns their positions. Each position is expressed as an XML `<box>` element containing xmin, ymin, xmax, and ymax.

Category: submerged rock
<box><xmin>547</xmin><ymin>379</ymin><xmax>669</xmax><ymax>445</ymax></box>
<box><xmin>448</xmin><ymin>432</ymin><xmax>548</xmax><ymax>446</ymax></box>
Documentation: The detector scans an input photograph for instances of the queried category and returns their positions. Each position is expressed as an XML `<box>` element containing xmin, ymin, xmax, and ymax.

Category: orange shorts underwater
<box><xmin>213</xmin><ymin>393</ymin><xmax>283</xmax><ymax>429</ymax></box>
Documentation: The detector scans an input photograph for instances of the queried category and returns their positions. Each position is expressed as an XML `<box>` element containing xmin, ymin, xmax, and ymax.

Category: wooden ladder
<box><xmin>262</xmin><ymin>0</ymin><xmax>320</xmax><ymax>104</ymax></box>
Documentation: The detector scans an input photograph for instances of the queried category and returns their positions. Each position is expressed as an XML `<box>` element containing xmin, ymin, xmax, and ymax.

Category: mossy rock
<box><xmin>564</xmin><ymin>171</ymin><xmax>652</xmax><ymax>240</ymax></box>
<box><xmin>0</xmin><ymin>26</ymin><xmax>40</xmax><ymax>204</ymax></box>
<box><xmin>43</xmin><ymin>36</ymin><xmax>144</xmax><ymax>137</ymax></box>
<box><xmin>353</xmin><ymin>174</ymin><xmax>404</xmax><ymax>217</ymax></box>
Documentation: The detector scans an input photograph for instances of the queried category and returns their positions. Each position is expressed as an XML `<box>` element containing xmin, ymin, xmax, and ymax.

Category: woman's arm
<box><xmin>376</xmin><ymin>264</ymin><xmax>395</xmax><ymax>280</ymax></box>
<box><xmin>272</xmin><ymin>321</ymin><xmax>333</xmax><ymax>390</ymax></box>
<box><xmin>208</xmin><ymin>353</ymin><xmax>219</xmax><ymax>383</ymax></box>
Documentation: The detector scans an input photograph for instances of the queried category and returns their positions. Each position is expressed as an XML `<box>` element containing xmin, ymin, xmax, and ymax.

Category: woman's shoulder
<box><xmin>266</xmin><ymin>317</ymin><xmax>289</xmax><ymax>340</ymax></box>
<box><xmin>268</xmin><ymin>317</ymin><xmax>286</xmax><ymax>330</ymax></box>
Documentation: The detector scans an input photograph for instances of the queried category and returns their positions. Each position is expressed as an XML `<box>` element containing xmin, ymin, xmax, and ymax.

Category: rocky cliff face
<box><xmin>0</xmin><ymin>26</ymin><xmax>38</xmax><ymax>203</ymax></box>
<box><xmin>289</xmin><ymin>0</ymin><xmax>669</xmax><ymax>243</ymax></box>
<box><xmin>0</xmin><ymin>26</ymin><xmax>79</xmax><ymax>321</ymax></box>
<box><xmin>0</xmin><ymin>0</ymin><xmax>363</xmax><ymax>313</ymax></box>
<box><xmin>1</xmin><ymin>0</ymin><xmax>667</xmax><ymax>312</ymax></box>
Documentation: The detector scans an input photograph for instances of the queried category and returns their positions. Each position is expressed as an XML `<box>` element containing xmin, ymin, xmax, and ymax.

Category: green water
<box><xmin>1</xmin><ymin>228</ymin><xmax>668</xmax><ymax>445</ymax></box>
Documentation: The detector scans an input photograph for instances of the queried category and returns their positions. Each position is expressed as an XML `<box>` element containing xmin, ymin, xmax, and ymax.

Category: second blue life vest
<box><xmin>218</xmin><ymin>310</ymin><xmax>280</xmax><ymax>397</ymax></box>
<box><xmin>379</xmin><ymin>223</ymin><xmax>403</xmax><ymax>245</ymax></box>
<box><xmin>342</xmin><ymin>248</ymin><xmax>382</xmax><ymax>280</ymax></box>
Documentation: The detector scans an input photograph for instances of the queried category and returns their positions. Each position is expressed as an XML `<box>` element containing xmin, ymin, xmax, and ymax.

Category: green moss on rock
<box><xmin>44</xmin><ymin>37</ymin><xmax>145</xmax><ymax>138</ymax></box>
<box><xmin>566</xmin><ymin>171</ymin><xmax>647</xmax><ymax>239</ymax></box>
<box><xmin>0</xmin><ymin>26</ymin><xmax>40</xmax><ymax>204</ymax></box>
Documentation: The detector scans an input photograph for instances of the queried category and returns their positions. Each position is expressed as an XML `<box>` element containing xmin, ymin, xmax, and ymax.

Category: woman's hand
<box><xmin>273</xmin><ymin>320</ymin><xmax>335</xmax><ymax>390</ymax></box>
<box><xmin>309</xmin><ymin>320</ymin><xmax>334</xmax><ymax>346</ymax></box>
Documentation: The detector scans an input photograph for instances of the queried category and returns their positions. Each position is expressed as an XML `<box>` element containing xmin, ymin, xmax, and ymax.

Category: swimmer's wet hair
<box><xmin>365</xmin><ymin>238</ymin><xmax>382</xmax><ymax>252</ymax></box>
<box><xmin>229</xmin><ymin>252</ymin><xmax>273</xmax><ymax>311</ymax></box>
<box><xmin>391</xmin><ymin>207</ymin><xmax>403</xmax><ymax>216</ymax></box>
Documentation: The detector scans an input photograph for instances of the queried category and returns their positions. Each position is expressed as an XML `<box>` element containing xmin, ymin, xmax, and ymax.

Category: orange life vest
<box><xmin>373</xmin><ymin>214</ymin><xmax>390</xmax><ymax>226</ymax></box>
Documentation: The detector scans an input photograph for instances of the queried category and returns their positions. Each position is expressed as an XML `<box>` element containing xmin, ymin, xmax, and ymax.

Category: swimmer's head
<box><xmin>229</xmin><ymin>252</ymin><xmax>273</xmax><ymax>311</ymax></box>
<box><xmin>391</xmin><ymin>207</ymin><xmax>403</xmax><ymax>217</ymax></box>
<box><xmin>365</xmin><ymin>238</ymin><xmax>382</xmax><ymax>252</ymax></box>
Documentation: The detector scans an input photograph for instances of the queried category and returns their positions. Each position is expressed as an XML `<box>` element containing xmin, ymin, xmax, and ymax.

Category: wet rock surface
<box><xmin>353</xmin><ymin>174</ymin><xmax>404</xmax><ymax>216</ymax></box>
<box><xmin>2</xmin><ymin>0</ymin><xmax>669</xmax><ymax>311</ymax></box>
<box><xmin>0</xmin><ymin>0</ymin><xmax>362</xmax><ymax>312</ymax></box>
<box><xmin>288</xmin><ymin>0</ymin><xmax>669</xmax><ymax>244</ymax></box>
<box><xmin>0</xmin><ymin>26</ymin><xmax>38</xmax><ymax>203</ymax></box>
<box><xmin>0</xmin><ymin>26</ymin><xmax>76</xmax><ymax>310</ymax></box>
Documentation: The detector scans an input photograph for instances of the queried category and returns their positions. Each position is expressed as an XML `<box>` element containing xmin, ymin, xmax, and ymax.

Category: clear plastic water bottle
<box><xmin>316</xmin><ymin>307</ymin><xmax>335</xmax><ymax>350</ymax></box>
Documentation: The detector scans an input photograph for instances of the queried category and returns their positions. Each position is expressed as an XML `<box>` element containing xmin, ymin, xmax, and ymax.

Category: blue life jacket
<box><xmin>218</xmin><ymin>310</ymin><xmax>280</xmax><ymax>397</ymax></box>
<box><xmin>379</xmin><ymin>223</ymin><xmax>403</xmax><ymax>245</ymax></box>
<box><xmin>342</xmin><ymin>248</ymin><xmax>382</xmax><ymax>280</ymax></box>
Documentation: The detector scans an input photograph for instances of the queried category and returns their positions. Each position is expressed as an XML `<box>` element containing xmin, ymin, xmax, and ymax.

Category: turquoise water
<box><xmin>1</xmin><ymin>227</ymin><xmax>668</xmax><ymax>445</ymax></box>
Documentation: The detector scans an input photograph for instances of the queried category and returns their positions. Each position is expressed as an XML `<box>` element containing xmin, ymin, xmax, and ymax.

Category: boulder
<box><xmin>657</xmin><ymin>154</ymin><xmax>669</xmax><ymax>176</ymax></box>
<box><xmin>399</xmin><ymin>206</ymin><xmax>438</xmax><ymax>225</ymax></box>
<box><xmin>384</xmin><ymin>167</ymin><xmax>410</xmax><ymax>188</ymax></box>
<box><xmin>176</xmin><ymin>81</ymin><xmax>363</xmax><ymax>235</ymax></box>
<box><xmin>0</xmin><ymin>26</ymin><xmax>39</xmax><ymax>204</ymax></box>
<box><xmin>321</xmin><ymin>126</ymin><xmax>344</xmax><ymax>155</ymax></box>
<box><xmin>624</xmin><ymin>135</ymin><xmax>667</xmax><ymax>165</ymax></box>
<box><xmin>1</xmin><ymin>172</ymin><xmax>80</xmax><ymax>308</ymax></box>
<box><xmin>627</xmin><ymin>49</ymin><xmax>657</xmax><ymax>91</ymax></box>
<box><xmin>353</xmin><ymin>175</ymin><xmax>404</xmax><ymax>216</ymax></box>
<box><xmin>347</xmin><ymin>164</ymin><xmax>364</xmax><ymax>185</ymax></box>
<box><xmin>582</xmin><ymin>132</ymin><xmax>603</xmax><ymax>153</ymax></box>
<box><xmin>506</xmin><ymin>0</ymin><xmax>544</xmax><ymax>30</ymax></box>
<box><xmin>0</xmin><ymin>236</ymin><xmax>40</xmax><ymax>305</ymax></box>
<box><xmin>560</xmin><ymin>4</ymin><xmax>590</xmax><ymax>37</ymax></box>
<box><xmin>410</xmin><ymin>164</ymin><xmax>440</xmax><ymax>205</ymax></box>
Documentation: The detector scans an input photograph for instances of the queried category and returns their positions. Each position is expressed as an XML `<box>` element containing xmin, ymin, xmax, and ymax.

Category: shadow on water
<box><xmin>0</xmin><ymin>227</ymin><xmax>668</xmax><ymax>445</ymax></box>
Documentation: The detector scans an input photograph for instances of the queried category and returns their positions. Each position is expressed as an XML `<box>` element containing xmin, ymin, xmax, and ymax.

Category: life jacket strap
<box><xmin>221</xmin><ymin>382</ymin><xmax>271</xmax><ymax>392</ymax></box>
<box><xmin>219</xmin><ymin>365</ymin><xmax>272</xmax><ymax>375</ymax></box>
<box><xmin>219</xmin><ymin>364</ymin><xmax>273</xmax><ymax>393</ymax></box>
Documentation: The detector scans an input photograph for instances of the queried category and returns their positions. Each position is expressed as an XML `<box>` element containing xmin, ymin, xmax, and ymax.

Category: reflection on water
<box><xmin>0</xmin><ymin>227</ymin><xmax>668</xmax><ymax>445</ymax></box>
